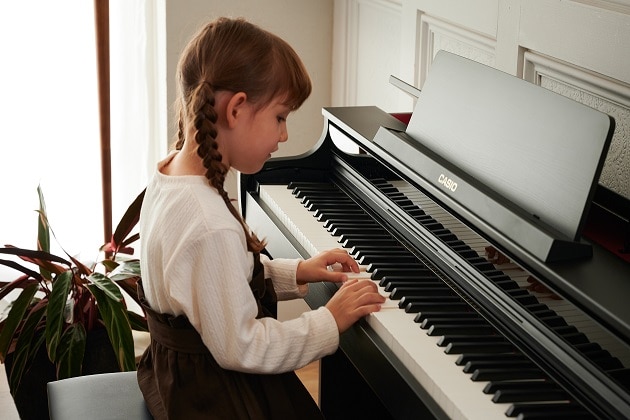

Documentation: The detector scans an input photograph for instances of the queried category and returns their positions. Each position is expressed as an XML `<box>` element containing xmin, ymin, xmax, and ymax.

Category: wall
<box><xmin>333</xmin><ymin>0</ymin><xmax>630</xmax><ymax>200</ymax></box>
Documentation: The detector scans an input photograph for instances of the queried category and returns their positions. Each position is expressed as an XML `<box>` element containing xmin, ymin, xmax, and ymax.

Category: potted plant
<box><xmin>0</xmin><ymin>186</ymin><xmax>147</xmax><ymax>419</ymax></box>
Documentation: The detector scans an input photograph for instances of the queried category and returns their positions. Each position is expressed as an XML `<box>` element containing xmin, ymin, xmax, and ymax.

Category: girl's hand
<box><xmin>325</xmin><ymin>279</ymin><xmax>385</xmax><ymax>333</ymax></box>
<box><xmin>296</xmin><ymin>249</ymin><xmax>360</xmax><ymax>285</ymax></box>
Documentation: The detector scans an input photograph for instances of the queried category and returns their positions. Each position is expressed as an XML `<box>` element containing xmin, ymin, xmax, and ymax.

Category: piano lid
<box><xmin>377</xmin><ymin>51</ymin><xmax>615</xmax><ymax>263</ymax></box>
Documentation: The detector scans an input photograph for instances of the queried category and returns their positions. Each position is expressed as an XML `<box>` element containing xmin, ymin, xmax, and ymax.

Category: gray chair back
<box><xmin>47</xmin><ymin>371</ymin><xmax>152</xmax><ymax>420</ymax></box>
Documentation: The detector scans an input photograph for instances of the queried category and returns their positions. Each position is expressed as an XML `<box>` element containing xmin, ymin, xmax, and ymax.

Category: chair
<box><xmin>47</xmin><ymin>371</ymin><xmax>153</xmax><ymax>420</ymax></box>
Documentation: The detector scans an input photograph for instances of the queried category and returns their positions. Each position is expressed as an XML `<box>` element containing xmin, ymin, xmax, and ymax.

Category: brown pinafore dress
<box><xmin>136</xmin><ymin>253</ymin><xmax>324</xmax><ymax>420</ymax></box>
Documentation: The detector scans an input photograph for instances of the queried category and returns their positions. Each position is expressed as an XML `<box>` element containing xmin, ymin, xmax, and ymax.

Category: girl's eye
<box><xmin>277</xmin><ymin>116</ymin><xmax>286</xmax><ymax>123</ymax></box>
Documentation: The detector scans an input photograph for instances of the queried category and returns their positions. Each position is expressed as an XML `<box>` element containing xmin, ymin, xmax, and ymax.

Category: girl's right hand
<box><xmin>325</xmin><ymin>279</ymin><xmax>386</xmax><ymax>333</ymax></box>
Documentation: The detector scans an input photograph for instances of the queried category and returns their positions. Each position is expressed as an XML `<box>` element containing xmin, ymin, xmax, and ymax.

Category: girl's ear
<box><xmin>225</xmin><ymin>92</ymin><xmax>248</xmax><ymax>128</ymax></box>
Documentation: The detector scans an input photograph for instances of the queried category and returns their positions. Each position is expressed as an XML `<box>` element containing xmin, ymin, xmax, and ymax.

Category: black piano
<box><xmin>239</xmin><ymin>52</ymin><xmax>630</xmax><ymax>419</ymax></box>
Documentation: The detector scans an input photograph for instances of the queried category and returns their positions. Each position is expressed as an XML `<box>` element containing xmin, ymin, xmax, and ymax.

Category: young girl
<box><xmin>137</xmin><ymin>17</ymin><xmax>385</xmax><ymax>419</ymax></box>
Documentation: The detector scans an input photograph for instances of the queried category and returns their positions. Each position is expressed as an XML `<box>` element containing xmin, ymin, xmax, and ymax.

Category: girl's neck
<box><xmin>162</xmin><ymin>148</ymin><xmax>207</xmax><ymax>176</ymax></box>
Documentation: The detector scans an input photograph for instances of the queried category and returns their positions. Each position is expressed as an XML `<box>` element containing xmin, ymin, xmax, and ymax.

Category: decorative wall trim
<box><xmin>523</xmin><ymin>51</ymin><xmax>630</xmax><ymax>197</ymax></box>
<box><xmin>418</xmin><ymin>14</ymin><xmax>496</xmax><ymax>87</ymax></box>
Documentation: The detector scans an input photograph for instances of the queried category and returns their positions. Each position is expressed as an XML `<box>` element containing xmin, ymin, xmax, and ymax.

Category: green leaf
<box><xmin>45</xmin><ymin>270</ymin><xmax>73</xmax><ymax>362</ymax></box>
<box><xmin>9</xmin><ymin>332</ymin><xmax>45</xmax><ymax>396</ymax></box>
<box><xmin>7</xmin><ymin>305</ymin><xmax>46</xmax><ymax>394</ymax></box>
<box><xmin>87</xmin><ymin>272</ymin><xmax>123</xmax><ymax>301</ymax></box>
<box><xmin>0</xmin><ymin>283</ymin><xmax>38</xmax><ymax>362</ymax></box>
<box><xmin>0</xmin><ymin>273</ymin><xmax>39</xmax><ymax>301</ymax></box>
<box><xmin>36</xmin><ymin>185</ymin><xmax>50</xmax><ymax>254</ymax></box>
<box><xmin>108</xmin><ymin>260</ymin><xmax>141</xmax><ymax>282</ymax></box>
<box><xmin>55</xmin><ymin>323</ymin><xmax>86</xmax><ymax>380</ymax></box>
<box><xmin>127</xmin><ymin>311</ymin><xmax>148</xmax><ymax>332</ymax></box>
<box><xmin>87</xmin><ymin>285</ymin><xmax>135</xmax><ymax>371</ymax></box>
<box><xmin>110</xmin><ymin>189</ymin><xmax>145</xmax><ymax>253</ymax></box>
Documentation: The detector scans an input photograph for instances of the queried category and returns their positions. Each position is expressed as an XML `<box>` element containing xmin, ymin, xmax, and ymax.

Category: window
<box><xmin>0</xmin><ymin>1</ymin><xmax>163</xmax><ymax>264</ymax></box>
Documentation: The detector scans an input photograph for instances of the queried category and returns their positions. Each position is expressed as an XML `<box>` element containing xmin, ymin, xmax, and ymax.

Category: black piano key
<box><xmin>579</xmin><ymin>349</ymin><xmax>623</xmax><ymax>370</ymax></box>
<box><xmin>493</xmin><ymin>388</ymin><xmax>570</xmax><ymax>403</ymax></box>
<box><xmin>349</xmin><ymin>245</ymin><xmax>408</xmax><ymax>256</ymax></box>
<box><xmin>340</xmin><ymin>235</ymin><xmax>394</xmax><ymax>247</ymax></box>
<box><xmin>323</xmin><ymin>216</ymin><xmax>374</xmax><ymax>227</ymax></box>
<box><xmin>483</xmin><ymin>379</ymin><xmax>559</xmax><ymax>394</ymax></box>
<box><xmin>539</xmin><ymin>316</ymin><xmax>568</xmax><ymax>328</ymax></box>
<box><xmin>437</xmin><ymin>334</ymin><xmax>507</xmax><ymax>347</ymax></box>
<box><xmin>436</xmin><ymin>232</ymin><xmax>459</xmax><ymax>242</ymax></box>
<box><xmin>329</xmin><ymin>226</ymin><xmax>387</xmax><ymax>236</ymax></box>
<box><xmin>512</xmin><ymin>294</ymin><xmax>540</xmax><ymax>306</ymax></box>
<box><xmin>455</xmin><ymin>248</ymin><xmax>480</xmax><ymax>259</ymax></box>
<box><xmin>296</xmin><ymin>196</ymin><xmax>350</xmax><ymax>204</ymax></box>
<box><xmin>444</xmin><ymin>341</ymin><xmax>515</xmax><ymax>354</ymax></box>
<box><xmin>381</xmin><ymin>280</ymin><xmax>442</xmax><ymax>291</ymax></box>
<box><xmin>414</xmin><ymin>311</ymin><xmax>478</xmax><ymax>323</ymax></box>
<box><xmin>494</xmin><ymin>279</ymin><xmax>524</xmax><ymax>291</ymax></box>
<box><xmin>352</xmin><ymin>248</ymin><xmax>413</xmax><ymax>257</ymax></box>
<box><xmin>471</xmin><ymin>367</ymin><xmax>546</xmax><ymax>382</ymax></box>
<box><xmin>399</xmin><ymin>296</ymin><xmax>463</xmax><ymax>310</ymax></box>
<box><xmin>312</xmin><ymin>206</ymin><xmax>364</xmax><ymax>216</ymax></box>
<box><xmin>302</xmin><ymin>198</ymin><xmax>354</xmax><ymax>207</ymax></box>
<box><xmin>288</xmin><ymin>181</ymin><xmax>337</xmax><ymax>190</ymax></box>
<box><xmin>388</xmin><ymin>285</ymin><xmax>453</xmax><ymax>297</ymax></box>
<box><xmin>294</xmin><ymin>188</ymin><xmax>346</xmax><ymax>196</ymax></box>
<box><xmin>574</xmin><ymin>342</ymin><xmax>602</xmax><ymax>354</ymax></box>
<box><xmin>463</xmin><ymin>359</ymin><xmax>535</xmax><ymax>374</ymax></box>
<box><xmin>357</xmin><ymin>254</ymin><xmax>418</xmax><ymax>263</ymax></box>
<box><xmin>513</xmin><ymin>412</ymin><xmax>593</xmax><ymax>419</ymax></box>
<box><xmin>505</xmin><ymin>402</ymin><xmax>592</xmax><ymax>419</ymax></box>
<box><xmin>427</xmin><ymin>324</ymin><xmax>496</xmax><ymax>336</ymax></box>
<box><xmin>421</xmin><ymin>222</ymin><xmax>445</xmax><ymax>232</ymax></box>
<box><xmin>608</xmin><ymin>367</ymin><xmax>630</xmax><ymax>388</ymax></box>
<box><xmin>372</xmin><ymin>267</ymin><xmax>434</xmax><ymax>280</ymax></box>
<box><xmin>378</xmin><ymin>274</ymin><xmax>437</xmax><ymax>286</ymax></box>
<box><xmin>366</xmin><ymin>262</ymin><xmax>426</xmax><ymax>272</ymax></box>
<box><xmin>341</xmin><ymin>238</ymin><xmax>400</xmax><ymax>248</ymax></box>
<box><xmin>456</xmin><ymin>352</ymin><xmax>527</xmax><ymax>366</ymax></box>
<box><xmin>358</xmin><ymin>255</ymin><xmax>419</xmax><ymax>265</ymax></box>
<box><xmin>317</xmin><ymin>213</ymin><xmax>373</xmax><ymax>227</ymax></box>
<box><xmin>404</xmin><ymin>208</ymin><xmax>426</xmax><ymax>218</ymax></box>
<box><xmin>421</xmin><ymin>317</ymin><xmax>486</xmax><ymax>329</ymax></box>
<box><xmin>561</xmin><ymin>332</ymin><xmax>589</xmax><ymax>345</ymax></box>
<box><xmin>406</xmin><ymin>302</ymin><xmax>472</xmax><ymax>313</ymax></box>
<box><xmin>312</xmin><ymin>206</ymin><xmax>362</xmax><ymax>215</ymax></box>
<box><xmin>468</xmin><ymin>256</ymin><xmax>496</xmax><ymax>271</ymax></box>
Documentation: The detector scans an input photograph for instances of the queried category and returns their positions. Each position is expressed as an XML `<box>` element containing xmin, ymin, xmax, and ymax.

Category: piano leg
<box><xmin>320</xmin><ymin>349</ymin><xmax>393</xmax><ymax>419</ymax></box>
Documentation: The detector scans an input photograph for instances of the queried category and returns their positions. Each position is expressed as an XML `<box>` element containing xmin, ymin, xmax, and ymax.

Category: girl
<box><xmin>137</xmin><ymin>17</ymin><xmax>385</xmax><ymax>419</ymax></box>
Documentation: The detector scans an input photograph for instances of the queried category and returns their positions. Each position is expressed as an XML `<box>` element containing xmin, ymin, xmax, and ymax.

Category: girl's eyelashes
<box><xmin>277</xmin><ymin>116</ymin><xmax>286</xmax><ymax>123</ymax></box>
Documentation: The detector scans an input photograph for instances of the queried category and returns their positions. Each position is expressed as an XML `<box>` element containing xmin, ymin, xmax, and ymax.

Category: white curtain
<box><xmin>110</xmin><ymin>0</ymin><xmax>165</xmax><ymax>227</ymax></box>
<box><xmin>0</xmin><ymin>0</ymin><xmax>163</xmax><ymax>267</ymax></box>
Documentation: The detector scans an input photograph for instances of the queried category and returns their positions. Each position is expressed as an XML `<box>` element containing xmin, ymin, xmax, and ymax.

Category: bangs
<box><xmin>263</xmin><ymin>41</ymin><xmax>312</xmax><ymax>110</ymax></box>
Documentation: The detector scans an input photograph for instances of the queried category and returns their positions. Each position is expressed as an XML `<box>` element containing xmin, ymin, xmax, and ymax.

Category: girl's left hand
<box><xmin>296</xmin><ymin>249</ymin><xmax>361</xmax><ymax>285</ymax></box>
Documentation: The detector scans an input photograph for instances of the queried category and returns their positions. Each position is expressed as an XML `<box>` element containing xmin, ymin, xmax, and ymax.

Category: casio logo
<box><xmin>438</xmin><ymin>174</ymin><xmax>458</xmax><ymax>192</ymax></box>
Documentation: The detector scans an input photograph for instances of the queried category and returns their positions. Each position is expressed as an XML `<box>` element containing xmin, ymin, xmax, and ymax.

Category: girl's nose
<box><xmin>279</xmin><ymin>128</ymin><xmax>288</xmax><ymax>143</ymax></box>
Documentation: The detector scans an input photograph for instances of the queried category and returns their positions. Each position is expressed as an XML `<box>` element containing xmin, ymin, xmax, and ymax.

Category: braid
<box><xmin>174</xmin><ymin>107</ymin><xmax>185</xmax><ymax>150</ymax></box>
<box><xmin>189</xmin><ymin>81</ymin><xmax>266</xmax><ymax>253</ymax></box>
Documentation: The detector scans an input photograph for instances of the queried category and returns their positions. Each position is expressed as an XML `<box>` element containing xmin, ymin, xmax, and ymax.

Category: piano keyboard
<box><xmin>258</xmin><ymin>180</ymin><xmax>630</xmax><ymax>419</ymax></box>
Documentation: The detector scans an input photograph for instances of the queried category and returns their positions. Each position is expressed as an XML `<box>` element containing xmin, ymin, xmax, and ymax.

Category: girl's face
<box><xmin>222</xmin><ymin>94</ymin><xmax>291</xmax><ymax>174</ymax></box>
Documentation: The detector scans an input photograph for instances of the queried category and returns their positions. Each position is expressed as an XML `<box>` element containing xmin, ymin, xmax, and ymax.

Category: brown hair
<box><xmin>174</xmin><ymin>17</ymin><xmax>312</xmax><ymax>252</ymax></box>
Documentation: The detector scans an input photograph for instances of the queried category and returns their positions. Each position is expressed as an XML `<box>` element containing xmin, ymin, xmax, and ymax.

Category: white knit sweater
<box><xmin>139</xmin><ymin>154</ymin><xmax>339</xmax><ymax>374</ymax></box>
